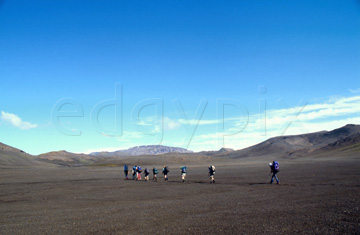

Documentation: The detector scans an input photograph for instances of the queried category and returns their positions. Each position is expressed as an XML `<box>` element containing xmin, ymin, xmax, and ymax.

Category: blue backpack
<box><xmin>273</xmin><ymin>161</ymin><xmax>279</xmax><ymax>171</ymax></box>
<box><xmin>181</xmin><ymin>166</ymin><xmax>187</xmax><ymax>173</ymax></box>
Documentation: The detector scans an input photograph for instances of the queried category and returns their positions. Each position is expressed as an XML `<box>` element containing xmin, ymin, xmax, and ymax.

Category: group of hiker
<box><xmin>123</xmin><ymin>164</ymin><xmax>217</xmax><ymax>183</ymax></box>
<box><xmin>122</xmin><ymin>165</ymin><xmax>170</xmax><ymax>182</ymax></box>
<box><xmin>123</xmin><ymin>161</ymin><xmax>280</xmax><ymax>184</ymax></box>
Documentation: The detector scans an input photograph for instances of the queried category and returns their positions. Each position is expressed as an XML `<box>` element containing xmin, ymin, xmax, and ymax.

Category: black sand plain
<box><xmin>1</xmin><ymin>151</ymin><xmax>359</xmax><ymax>234</ymax></box>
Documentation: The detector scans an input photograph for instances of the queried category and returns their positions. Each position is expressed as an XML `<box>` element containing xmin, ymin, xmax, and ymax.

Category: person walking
<box><xmin>144</xmin><ymin>168</ymin><xmax>150</xmax><ymax>181</ymax></box>
<box><xmin>132</xmin><ymin>166</ymin><xmax>137</xmax><ymax>180</ymax></box>
<box><xmin>180</xmin><ymin>166</ymin><xmax>187</xmax><ymax>183</ymax></box>
<box><xmin>162</xmin><ymin>165</ymin><xmax>169</xmax><ymax>181</ymax></box>
<box><xmin>137</xmin><ymin>166</ymin><xmax>142</xmax><ymax>180</ymax></box>
<box><xmin>153</xmin><ymin>167</ymin><xmax>159</xmax><ymax>181</ymax></box>
<box><xmin>269</xmin><ymin>161</ymin><xmax>280</xmax><ymax>184</ymax></box>
<box><xmin>124</xmin><ymin>164</ymin><xmax>129</xmax><ymax>180</ymax></box>
<box><xmin>208</xmin><ymin>165</ymin><xmax>215</xmax><ymax>184</ymax></box>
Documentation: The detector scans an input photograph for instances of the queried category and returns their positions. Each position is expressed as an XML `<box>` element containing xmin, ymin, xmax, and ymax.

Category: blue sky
<box><xmin>0</xmin><ymin>0</ymin><xmax>359</xmax><ymax>155</ymax></box>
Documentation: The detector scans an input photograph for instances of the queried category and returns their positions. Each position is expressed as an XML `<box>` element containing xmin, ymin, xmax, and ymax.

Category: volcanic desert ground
<box><xmin>1</xmin><ymin>125</ymin><xmax>360</xmax><ymax>234</ymax></box>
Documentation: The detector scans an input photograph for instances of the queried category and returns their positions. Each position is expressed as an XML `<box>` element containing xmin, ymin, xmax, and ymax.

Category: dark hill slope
<box><xmin>0</xmin><ymin>142</ymin><xmax>48</xmax><ymax>167</ymax></box>
<box><xmin>36</xmin><ymin>151</ymin><xmax>98</xmax><ymax>166</ymax></box>
<box><xmin>230</xmin><ymin>124</ymin><xmax>360</xmax><ymax>158</ymax></box>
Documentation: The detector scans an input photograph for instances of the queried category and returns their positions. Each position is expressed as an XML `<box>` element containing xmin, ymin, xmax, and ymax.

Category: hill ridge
<box><xmin>228</xmin><ymin>124</ymin><xmax>360</xmax><ymax>158</ymax></box>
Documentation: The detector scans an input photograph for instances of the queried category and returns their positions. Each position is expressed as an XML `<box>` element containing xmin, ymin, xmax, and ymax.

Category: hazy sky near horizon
<box><xmin>1</xmin><ymin>0</ymin><xmax>360</xmax><ymax>155</ymax></box>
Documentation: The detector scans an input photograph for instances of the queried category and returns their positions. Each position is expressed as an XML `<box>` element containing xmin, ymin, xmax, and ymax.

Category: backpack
<box><xmin>124</xmin><ymin>165</ymin><xmax>128</xmax><ymax>171</ymax></box>
<box><xmin>138</xmin><ymin>166</ymin><xmax>142</xmax><ymax>172</ymax></box>
<box><xmin>209</xmin><ymin>166</ymin><xmax>215</xmax><ymax>174</ymax></box>
<box><xmin>181</xmin><ymin>166</ymin><xmax>187</xmax><ymax>173</ymax></box>
<box><xmin>273</xmin><ymin>161</ymin><xmax>279</xmax><ymax>171</ymax></box>
<box><xmin>154</xmin><ymin>168</ymin><xmax>159</xmax><ymax>174</ymax></box>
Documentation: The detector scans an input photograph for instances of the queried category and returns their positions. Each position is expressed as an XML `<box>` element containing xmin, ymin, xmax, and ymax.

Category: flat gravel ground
<box><xmin>1</xmin><ymin>156</ymin><xmax>360</xmax><ymax>234</ymax></box>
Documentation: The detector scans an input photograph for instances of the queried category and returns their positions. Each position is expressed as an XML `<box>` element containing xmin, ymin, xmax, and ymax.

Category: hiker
<box><xmin>208</xmin><ymin>165</ymin><xmax>215</xmax><ymax>184</ymax></box>
<box><xmin>180</xmin><ymin>166</ymin><xmax>187</xmax><ymax>183</ymax></box>
<box><xmin>137</xmin><ymin>166</ymin><xmax>142</xmax><ymax>180</ymax></box>
<box><xmin>124</xmin><ymin>164</ymin><xmax>129</xmax><ymax>180</ymax></box>
<box><xmin>162</xmin><ymin>165</ymin><xmax>169</xmax><ymax>181</ymax></box>
<box><xmin>144</xmin><ymin>168</ymin><xmax>150</xmax><ymax>181</ymax></box>
<box><xmin>132</xmin><ymin>166</ymin><xmax>137</xmax><ymax>180</ymax></box>
<box><xmin>153</xmin><ymin>167</ymin><xmax>159</xmax><ymax>181</ymax></box>
<box><xmin>269</xmin><ymin>161</ymin><xmax>280</xmax><ymax>184</ymax></box>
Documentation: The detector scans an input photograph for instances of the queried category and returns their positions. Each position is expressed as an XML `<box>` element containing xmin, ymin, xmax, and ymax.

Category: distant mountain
<box><xmin>230</xmin><ymin>124</ymin><xmax>360</xmax><ymax>158</ymax></box>
<box><xmin>219</xmin><ymin>148</ymin><xmax>235</xmax><ymax>153</ymax></box>
<box><xmin>90</xmin><ymin>145</ymin><xmax>193</xmax><ymax>157</ymax></box>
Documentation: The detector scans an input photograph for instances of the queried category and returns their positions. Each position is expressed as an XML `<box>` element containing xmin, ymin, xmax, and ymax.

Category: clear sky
<box><xmin>0</xmin><ymin>0</ymin><xmax>359</xmax><ymax>155</ymax></box>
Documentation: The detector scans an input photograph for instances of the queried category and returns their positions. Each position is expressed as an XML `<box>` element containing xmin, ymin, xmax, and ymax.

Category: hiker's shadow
<box><xmin>248</xmin><ymin>182</ymin><xmax>269</xmax><ymax>186</ymax></box>
<box><xmin>193</xmin><ymin>181</ymin><xmax>210</xmax><ymax>184</ymax></box>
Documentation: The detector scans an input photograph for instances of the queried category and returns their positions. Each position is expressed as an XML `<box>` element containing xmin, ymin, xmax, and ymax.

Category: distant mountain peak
<box><xmin>90</xmin><ymin>145</ymin><xmax>193</xmax><ymax>157</ymax></box>
<box><xmin>219</xmin><ymin>148</ymin><xmax>235</xmax><ymax>153</ymax></box>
